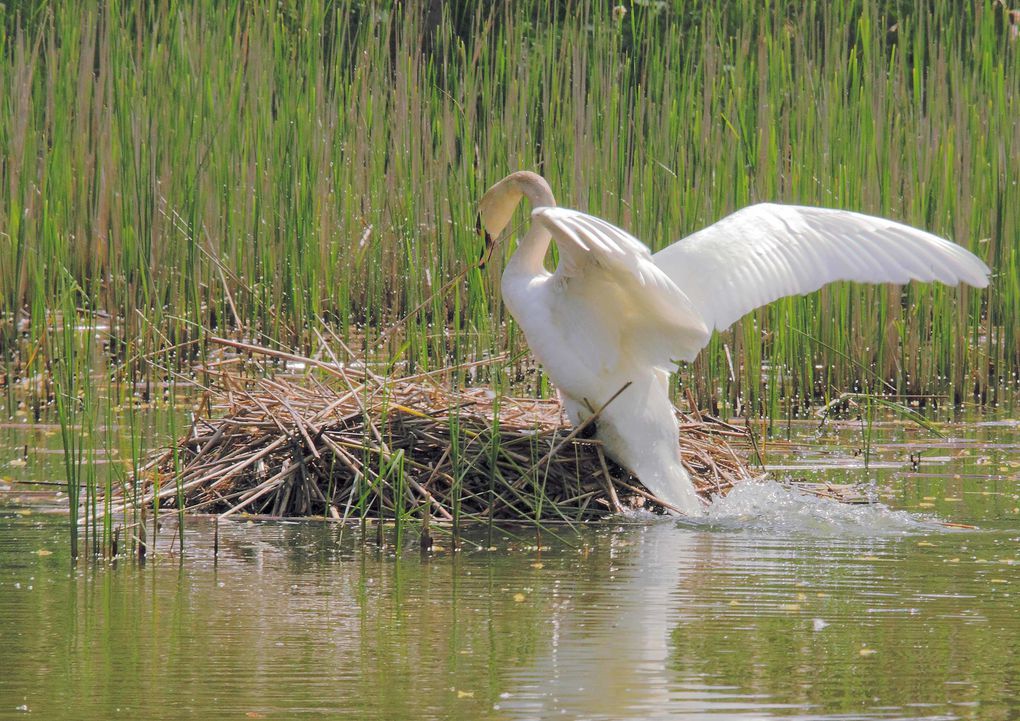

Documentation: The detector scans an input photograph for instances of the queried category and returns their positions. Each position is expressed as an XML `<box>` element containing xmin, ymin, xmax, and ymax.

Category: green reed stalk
<box><xmin>2</xmin><ymin>1</ymin><xmax>1016</xmax><ymax>426</ymax></box>
<box><xmin>49</xmin><ymin>274</ymin><xmax>97</xmax><ymax>559</ymax></box>
<box><xmin>169</xmin><ymin>373</ymin><xmax>184</xmax><ymax>553</ymax></box>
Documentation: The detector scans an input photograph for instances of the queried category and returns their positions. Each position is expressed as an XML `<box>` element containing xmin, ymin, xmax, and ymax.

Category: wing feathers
<box><xmin>653</xmin><ymin>203</ymin><xmax>990</xmax><ymax>333</ymax></box>
<box><xmin>532</xmin><ymin>206</ymin><xmax>711</xmax><ymax>363</ymax></box>
<box><xmin>528</xmin><ymin>203</ymin><xmax>988</xmax><ymax>363</ymax></box>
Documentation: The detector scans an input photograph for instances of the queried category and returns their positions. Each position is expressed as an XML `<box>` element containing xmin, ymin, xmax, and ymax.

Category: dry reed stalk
<box><xmin>111</xmin><ymin>342</ymin><xmax>768</xmax><ymax>523</ymax></box>
<box><xmin>110</xmin><ymin>340</ymin><xmax>868</xmax><ymax>525</ymax></box>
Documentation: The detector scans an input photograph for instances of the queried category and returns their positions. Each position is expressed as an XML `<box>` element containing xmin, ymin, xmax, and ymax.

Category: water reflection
<box><xmin>497</xmin><ymin>516</ymin><xmax>1019</xmax><ymax>720</ymax></box>
<box><xmin>1</xmin><ymin>508</ymin><xmax>1018</xmax><ymax>720</ymax></box>
<box><xmin>3</xmin><ymin>376</ymin><xmax>1019</xmax><ymax>719</ymax></box>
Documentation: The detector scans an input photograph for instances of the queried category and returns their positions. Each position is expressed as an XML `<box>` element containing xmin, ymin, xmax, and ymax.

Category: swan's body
<box><xmin>478</xmin><ymin>172</ymin><xmax>990</xmax><ymax>515</ymax></box>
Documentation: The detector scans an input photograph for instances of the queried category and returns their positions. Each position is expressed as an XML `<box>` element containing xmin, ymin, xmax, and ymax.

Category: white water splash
<box><xmin>681</xmin><ymin>479</ymin><xmax>944</xmax><ymax>536</ymax></box>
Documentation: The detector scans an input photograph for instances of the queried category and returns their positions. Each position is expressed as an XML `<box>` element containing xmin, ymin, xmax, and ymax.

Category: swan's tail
<box><xmin>563</xmin><ymin>371</ymin><xmax>707</xmax><ymax>516</ymax></box>
<box><xmin>628</xmin><ymin>453</ymin><xmax>705</xmax><ymax>516</ymax></box>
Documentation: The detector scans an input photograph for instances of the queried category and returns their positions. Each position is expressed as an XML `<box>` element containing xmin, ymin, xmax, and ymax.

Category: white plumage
<box><xmin>653</xmin><ymin>203</ymin><xmax>990</xmax><ymax>333</ymax></box>
<box><xmin>477</xmin><ymin>172</ymin><xmax>990</xmax><ymax>515</ymax></box>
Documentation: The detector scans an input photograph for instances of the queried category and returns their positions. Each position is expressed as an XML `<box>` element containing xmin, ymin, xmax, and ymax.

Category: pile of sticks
<box><xmin>132</xmin><ymin>338</ymin><xmax>760</xmax><ymax>523</ymax></box>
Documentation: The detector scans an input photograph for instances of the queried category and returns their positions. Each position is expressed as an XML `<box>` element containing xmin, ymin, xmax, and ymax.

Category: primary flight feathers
<box><xmin>652</xmin><ymin>203</ymin><xmax>990</xmax><ymax>333</ymax></box>
<box><xmin>531</xmin><ymin>201</ymin><xmax>989</xmax><ymax>358</ymax></box>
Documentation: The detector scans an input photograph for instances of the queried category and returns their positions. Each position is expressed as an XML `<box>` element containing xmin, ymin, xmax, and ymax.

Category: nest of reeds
<box><xmin>128</xmin><ymin>338</ymin><xmax>764</xmax><ymax>524</ymax></box>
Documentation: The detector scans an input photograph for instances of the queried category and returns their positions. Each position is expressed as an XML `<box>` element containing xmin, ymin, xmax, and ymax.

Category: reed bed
<box><xmin>2</xmin><ymin>1</ymin><xmax>1016</xmax><ymax>540</ymax></box>
<box><xmin>2</xmin><ymin>0</ymin><xmax>1017</xmax><ymax>422</ymax></box>
<box><xmin>127</xmin><ymin>339</ymin><xmax>759</xmax><ymax>524</ymax></box>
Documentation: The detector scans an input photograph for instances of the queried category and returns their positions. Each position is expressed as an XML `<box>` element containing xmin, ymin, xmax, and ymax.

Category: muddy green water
<box><xmin>1</xmin><ymin>417</ymin><xmax>1019</xmax><ymax>720</ymax></box>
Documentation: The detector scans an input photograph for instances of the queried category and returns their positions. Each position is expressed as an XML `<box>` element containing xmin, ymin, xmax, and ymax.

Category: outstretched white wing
<box><xmin>652</xmin><ymin>203</ymin><xmax>990</xmax><ymax>334</ymax></box>
<box><xmin>532</xmin><ymin>206</ymin><xmax>711</xmax><ymax>364</ymax></box>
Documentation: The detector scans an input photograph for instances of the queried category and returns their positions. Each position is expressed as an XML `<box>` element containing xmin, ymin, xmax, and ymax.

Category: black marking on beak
<box><xmin>477</xmin><ymin>215</ymin><xmax>494</xmax><ymax>267</ymax></box>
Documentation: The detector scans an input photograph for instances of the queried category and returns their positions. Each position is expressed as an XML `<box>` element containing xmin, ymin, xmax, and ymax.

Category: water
<box><xmin>1</xmin><ymin>416</ymin><xmax>1018</xmax><ymax>720</ymax></box>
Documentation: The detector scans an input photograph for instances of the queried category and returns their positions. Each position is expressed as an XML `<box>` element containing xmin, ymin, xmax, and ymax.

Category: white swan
<box><xmin>477</xmin><ymin>171</ymin><xmax>990</xmax><ymax>515</ymax></box>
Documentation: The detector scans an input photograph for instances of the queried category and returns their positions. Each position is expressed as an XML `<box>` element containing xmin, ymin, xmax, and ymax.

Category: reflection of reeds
<box><xmin>1</xmin><ymin>2</ymin><xmax>1012</xmax><ymax>417</ymax></box>
<box><xmin>121</xmin><ymin>339</ymin><xmax>758</xmax><ymax>526</ymax></box>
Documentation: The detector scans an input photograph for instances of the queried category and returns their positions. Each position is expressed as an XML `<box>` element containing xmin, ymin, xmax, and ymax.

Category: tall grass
<box><xmin>48</xmin><ymin>274</ymin><xmax>97</xmax><ymax>558</ymax></box>
<box><xmin>2</xmin><ymin>0</ymin><xmax>1017</xmax><ymax>426</ymax></box>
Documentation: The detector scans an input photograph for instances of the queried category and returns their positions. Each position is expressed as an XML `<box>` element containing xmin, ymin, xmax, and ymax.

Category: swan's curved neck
<box><xmin>507</xmin><ymin>172</ymin><xmax>556</xmax><ymax>277</ymax></box>
<box><xmin>507</xmin><ymin>223</ymin><xmax>554</xmax><ymax>277</ymax></box>
<box><xmin>512</xmin><ymin>171</ymin><xmax>556</xmax><ymax>208</ymax></box>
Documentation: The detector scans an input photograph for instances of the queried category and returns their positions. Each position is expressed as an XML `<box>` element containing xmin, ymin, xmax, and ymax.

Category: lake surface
<box><xmin>1</xmin><ymin>416</ymin><xmax>1019</xmax><ymax>720</ymax></box>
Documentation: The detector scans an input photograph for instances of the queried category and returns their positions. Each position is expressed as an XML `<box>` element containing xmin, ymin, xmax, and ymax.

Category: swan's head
<box><xmin>476</xmin><ymin>177</ymin><xmax>523</xmax><ymax>267</ymax></box>
<box><xmin>476</xmin><ymin>171</ymin><xmax>556</xmax><ymax>267</ymax></box>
